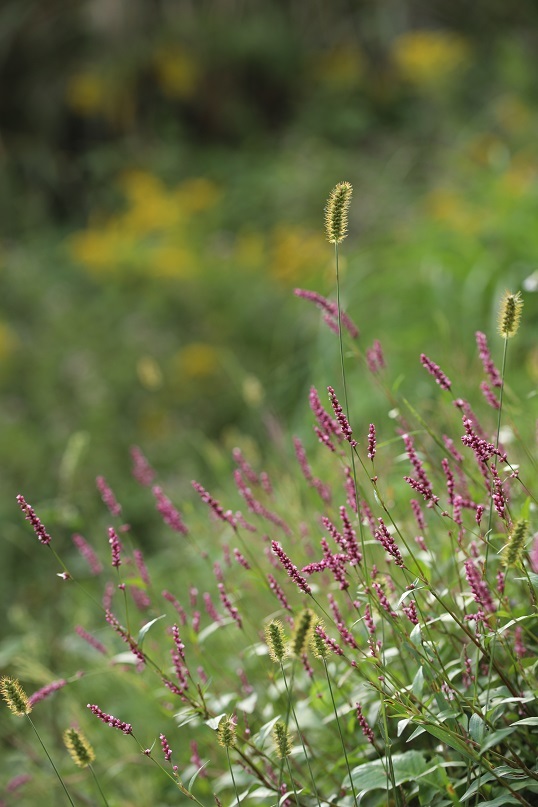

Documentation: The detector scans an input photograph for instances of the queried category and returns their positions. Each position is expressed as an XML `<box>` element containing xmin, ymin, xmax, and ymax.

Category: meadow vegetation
<box><xmin>2</xmin><ymin>180</ymin><xmax>537</xmax><ymax>805</ymax></box>
<box><xmin>2</xmin><ymin>5</ymin><xmax>538</xmax><ymax>804</ymax></box>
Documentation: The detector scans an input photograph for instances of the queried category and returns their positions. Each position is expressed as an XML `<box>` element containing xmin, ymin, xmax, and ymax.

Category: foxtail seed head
<box><xmin>273</xmin><ymin>720</ymin><xmax>292</xmax><ymax>758</ymax></box>
<box><xmin>265</xmin><ymin>619</ymin><xmax>288</xmax><ymax>663</ymax></box>
<box><xmin>217</xmin><ymin>714</ymin><xmax>237</xmax><ymax>748</ymax></box>
<box><xmin>1</xmin><ymin>677</ymin><xmax>31</xmax><ymax>716</ymax></box>
<box><xmin>325</xmin><ymin>182</ymin><xmax>353</xmax><ymax>244</ymax></box>
<box><xmin>290</xmin><ymin>608</ymin><xmax>315</xmax><ymax>657</ymax></box>
<box><xmin>311</xmin><ymin>620</ymin><xmax>330</xmax><ymax>659</ymax></box>
<box><xmin>498</xmin><ymin>291</ymin><xmax>523</xmax><ymax>339</ymax></box>
<box><xmin>63</xmin><ymin>728</ymin><xmax>95</xmax><ymax>768</ymax></box>
<box><xmin>502</xmin><ymin>519</ymin><xmax>528</xmax><ymax>568</ymax></box>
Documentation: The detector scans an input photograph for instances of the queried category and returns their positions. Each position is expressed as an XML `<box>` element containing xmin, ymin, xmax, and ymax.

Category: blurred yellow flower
<box><xmin>153</xmin><ymin>45</ymin><xmax>199</xmax><ymax>99</ymax></box>
<box><xmin>392</xmin><ymin>30</ymin><xmax>469</xmax><ymax>86</ymax></box>
<box><xmin>69</xmin><ymin>172</ymin><xmax>220</xmax><ymax>279</ymax></box>
<box><xmin>173</xmin><ymin>343</ymin><xmax>219</xmax><ymax>380</ymax></box>
<box><xmin>150</xmin><ymin>244</ymin><xmax>195</xmax><ymax>278</ymax></box>
<box><xmin>425</xmin><ymin>188</ymin><xmax>484</xmax><ymax>235</ymax></box>
<box><xmin>315</xmin><ymin>44</ymin><xmax>364</xmax><ymax>89</ymax></box>
<box><xmin>269</xmin><ymin>225</ymin><xmax>326</xmax><ymax>285</ymax></box>
<box><xmin>499</xmin><ymin>153</ymin><xmax>538</xmax><ymax>197</ymax></box>
<box><xmin>173</xmin><ymin>178</ymin><xmax>221</xmax><ymax>213</ymax></box>
<box><xmin>66</xmin><ymin>70</ymin><xmax>107</xmax><ymax>116</ymax></box>
<box><xmin>234</xmin><ymin>231</ymin><xmax>265</xmax><ymax>270</ymax></box>
<box><xmin>137</xmin><ymin>356</ymin><xmax>163</xmax><ymax>390</ymax></box>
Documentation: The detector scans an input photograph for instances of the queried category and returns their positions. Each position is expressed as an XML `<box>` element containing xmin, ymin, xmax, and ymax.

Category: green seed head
<box><xmin>0</xmin><ymin>677</ymin><xmax>31</xmax><ymax>716</ymax></box>
<box><xmin>311</xmin><ymin>620</ymin><xmax>330</xmax><ymax>659</ymax></box>
<box><xmin>63</xmin><ymin>728</ymin><xmax>95</xmax><ymax>768</ymax></box>
<box><xmin>290</xmin><ymin>608</ymin><xmax>315</xmax><ymax>658</ymax></box>
<box><xmin>265</xmin><ymin>619</ymin><xmax>288</xmax><ymax>663</ymax></box>
<box><xmin>217</xmin><ymin>714</ymin><xmax>237</xmax><ymax>748</ymax></box>
<box><xmin>324</xmin><ymin>181</ymin><xmax>353</xmax><ymax>244</ymax></box>
<box><xmin>502</xmin><ymin>519</ymin><xmax>528</xmax><ymax>568</ymax></box>
<box><xmin>273</xmin><ymin>720</ymin><xmax>292</xmax><ymax>758</ymax></box>
<box><xmin>498</xmin><ymin>291</ymin><xmax>523</xmax><ymax>339</ymax></box>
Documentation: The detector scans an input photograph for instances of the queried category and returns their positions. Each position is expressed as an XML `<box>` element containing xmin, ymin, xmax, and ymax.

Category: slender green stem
<box><xmin>89</xmin><ymin>764</ymin><xmax>111</xmax><ymax>807</ymax></box>
<box><xmin>227</xmin><ymin>746</ymin><xmax>242</xmax><ymax>805</ymax></box>
<box><xmin>323</xmin><ymin>659</ymin><xmax>358</xmax><ymax>804</ymax></box>
<box><xmin>280</xmin><ymin>662</ymin><xmax>322</xmax><ymax>806</ymax></box>
<box><xmin>26</xmin><ymin>716</ymin><xmax>76</xmax><ymax>806</ymax></box>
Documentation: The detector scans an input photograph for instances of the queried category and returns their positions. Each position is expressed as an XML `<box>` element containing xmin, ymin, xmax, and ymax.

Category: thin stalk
<box><xmin>227</xmin><ymin>747</ymin><xmax>242</xmax><ymax>806</ymax></box>
<box><xmin>26</xmin><ymin>716</ymin><xmax>76</xmax><ymax>806</ymax></box>
<box><xmin>89</xmin><ymin>764</ymin><xmax>111</xmax><ymax>807</ymax></box>
<box><xmin>323</xmin><ymin>658</ymin><xmax>358</xmax><ymax>804</ymax></box>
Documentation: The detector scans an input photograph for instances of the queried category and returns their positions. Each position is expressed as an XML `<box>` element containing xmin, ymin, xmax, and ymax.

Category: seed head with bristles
<box><xmin>290</xmin><ymin>608</ymin><xmax>315</xmax><ymax>658</ymax></box>
<box><xmin>310</xmin><ymin>620</ymin><xmax>330</xmax><ymax>659</ymax></box>
<box><xmin>502</xmin><ymin>519</ymin><xmax>528</xmax><ymax>568</ymax></box>
<box><xmin>498</xmin><ymin>291</ymin><xmax>523</xmax><ymax>339</ymax></box>
<box><xmin>63</xmin><ymin>728</ymin><xmax>95</xmax><ymax>768</ymax></box>
<box><xmin>273</xmin><ymin>720</ymin><xmax>292</xmax><ymax>758</ymax></box>
<box><xmin>324</xmin><ymin>182</ymin><xmax>353</xmax><ymax>244</ymax></box>
<box><xmin>217</xmin><ymin>715</ymin><xmax>237</xmax><ymax>748</ymax></box>
<box><xmin>265</xmin><ymin>619</ymin><xmax>289</xmax><ymax>663</ymax></box>
<box><xmin>1</xmin><ymin>677</ymin><xmax>31</xmax><ymax>716</ymax></box>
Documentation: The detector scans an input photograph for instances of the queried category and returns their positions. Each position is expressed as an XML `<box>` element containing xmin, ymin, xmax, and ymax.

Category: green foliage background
<box><xmin>1</xmin><ymin>2</ymin><xmax>538</xmax><ymax>802</ymax></box>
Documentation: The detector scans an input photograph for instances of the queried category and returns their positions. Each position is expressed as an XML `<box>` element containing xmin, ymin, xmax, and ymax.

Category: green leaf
<box><xmin>410</xmin><ymin>623</ymin><xmax>422</xmax><ymax>646</ymax></box>
<box><xmin>416</xmin><ymin>723</ymin><xmax>476</xmax><ymax>762</ymax></box>
<box><xmin>476</xmin><ymin>796</ymin><xmax>521</xmax><ymax>806</ymax></box>
<box><xmin>413</xmin><ymin>666</ymin><xmax>425</xmax><ymax>698</ymax></box>
<box><xmin>205</xmin><ymin>713</ymin><xmax>225</xmax><ymax>730</ymax></box>
<box><xmin>407</xmin><ymin>726</ymin><xmax>426</xmax><ymax>742</ymax></box>
<box><xmin>236</xmin><ymin>692</ymin><xmax>257</xmax><ymax>713</ymax></box>
<box><xmin>469</xmin><ymin>714</ymin><xmax>486</xmax><ymax>745</ymax></box>
<box><xmin>188</xmin><ymin>761</ymin><xmax>209</xmax><ymax>790</ymax></box>
<box><xmin>510</xmin><ymin>717</ymin><xmax>538</xmax><ymax>727</ymax></box>
<box><xmin>525</xmin><ymin>571</ymin><xmax>538</xmax><ymax>589</ymax></box>
<box><xmin>351</xmin><ymin>750</ymin><xmax>428</xmax><ymax>793</ymax></box>
<box><xmin>137</xmin><ymin>614</ymin><xmax>166</xmax><ymax>644</ymax></box>
<box><xmin>479</xmin><ymin>728</ymin><xmax>517</xmax><ymax>755</ymax></box>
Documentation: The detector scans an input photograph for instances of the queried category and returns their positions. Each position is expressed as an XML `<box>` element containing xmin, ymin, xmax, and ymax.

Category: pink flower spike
<box><xmin>16</xmin><ymin>495</ymin><xmax>52</xmax><ymax>545</ymax></box>
<box><xmin>75</xmin><ymin>625</ymin><xmax>107</xmax><ymax>655</ymax></box>
<box><xmin>28</xmin><ymin>679</ymin><xmax>67</xmax><ymax>707</ymax></box>
<box><xmin>420</xmin><ymin>354</ymin><xmax>452</xmax><ymax>391</ymax></box>
<box><xmin>96</xmin><ymin>476</ymin><xmax>122</xmax><ymax>517</ymax></box>
<box><xmin>475</xmin><ymin>331</ymin><xmax>502</xmax><ymax>388</ymax></box>
<box><xmin>327</xmin><ymin>386</ymin><xmax>357</xmax><ymax>447</ymax></box>
<box><xmin>294</xmin><ymin>288</ymin><xmax>359</xmax><ymax>339</ymax></box>
<box><xmin>130</xmin><ymin>446</ymin><xmax>156</xmax><ymax>487</ymax></box>
<box><xmin>153</xmin><ymin>486</ymin><xmax>188</xmax><ymax>535</ymax></box>
<box><xmin>72</xmin><ymin>533</ymin><xmax>103</xmax><ymax>575</ymax></box>
<box><xmin>87</xmin><ymin>704</ymin><xmax>133</xmax><ymax>734</ymax></box>
<box><xmin>367</xmin><ymin>423</ymin><xmax>376</xmax><ymax>460</ymax></box>
<box><xmin>271</xmin><ymin>541</ymin><xmax>312</xmax><ymax>595</ymax></box>
<box><xmin>108</xmin><ymin>527</ymin><xmax>122</xmax><ymax>568</ymax></box>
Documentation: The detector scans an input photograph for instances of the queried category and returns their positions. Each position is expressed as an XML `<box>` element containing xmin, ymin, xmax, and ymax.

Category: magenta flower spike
<box><xmin>327</xmin><ymin>386</ymin><xmax>357</xmax><ymax>447</ymax></box>
<box><xmin>87</xmin><ymin>704</ymin><xmax>133</xmax><ymax>734</ymax></box>
<box><xmin>420</xmin><ymin>353</ymin><xmax>452</xmax><ymax>391</ymax></box>
<box><xmin>16</xmin><ymin>495</ymin><xmax>52</xmax><ymax>545</ymax></box>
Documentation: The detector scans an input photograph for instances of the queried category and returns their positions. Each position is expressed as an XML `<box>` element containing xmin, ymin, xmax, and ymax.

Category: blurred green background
<box><xmin>2</xmin><ymin>0</ymin><xmax>538</xmax><ymax>759</ymax></box>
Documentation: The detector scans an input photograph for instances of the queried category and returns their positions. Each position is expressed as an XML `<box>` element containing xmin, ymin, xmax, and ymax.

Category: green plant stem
<box><xmin>281</xmin><ymin>662</ymin><xmax>322</xmax><ymax>806</ymax></box>
<box><xmin>89</xmin><ymin>764</ymin><xmax>111</xmax><ymax>807</ymax></box>
<box><xmin>322</xmin><ymin>659</ymin><xmax>358</xmax><ymax>804</ymax></box>
<box><xmin>227</xmin><ymin>746</ymin><xmax>241</xmax><ymax>805</ymax></box>
<box><xmin>26</xmin><ymin>716</ymin><xmax>76</xmax><ymax>806</ymax></box>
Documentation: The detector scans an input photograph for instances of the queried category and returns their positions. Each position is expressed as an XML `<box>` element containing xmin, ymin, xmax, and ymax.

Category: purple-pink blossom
<box><xmin>420</xmin><ymin>354</ymin><xmax>452</xmax><ymax>391</ymax></box>
<box><xmin>16</xmin><ymin>495</ymin><xmax>52</xmax><ymax>545</ymax></box>
<box><xmin>153</xmin><ymin>486</ymin><xmax>188</xmax><ymax>535</ymax></box>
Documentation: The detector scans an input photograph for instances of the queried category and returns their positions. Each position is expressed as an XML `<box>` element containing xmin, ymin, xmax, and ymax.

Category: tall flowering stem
<box><xmin>1</xmin><ymin>677</ymin><xmax>76</xmax><ymax>806</ymax></box>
